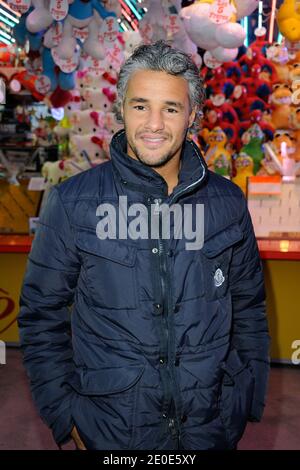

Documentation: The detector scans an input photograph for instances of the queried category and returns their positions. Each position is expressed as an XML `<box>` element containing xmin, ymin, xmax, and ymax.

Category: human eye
<box><xmin>133</xmin><ymin>105</ymin><xmax>146</xmax><ymax>111</ymax></box>
<box><xmin>166</xmin><ymin>108</ymin><xmax>178</xmax><ymax>114</ymax></box>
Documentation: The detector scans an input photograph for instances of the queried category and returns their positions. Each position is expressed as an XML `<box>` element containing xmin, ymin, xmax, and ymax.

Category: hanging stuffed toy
<box><xmin>277</xmin><ymin>0</ymin><xmax>300</xmax><ymax>43</ymax></box>
<box><xmin>180</xmin><ymin>0</ymin><xmax>258</xmax><ymax>63</ymax></box>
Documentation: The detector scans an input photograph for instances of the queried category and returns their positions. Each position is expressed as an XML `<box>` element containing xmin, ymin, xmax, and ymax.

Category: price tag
<box><xmin>73</xmin><ymin>27</ymin><xmax>89</xmax><ymax>43</ymax></box>
<box><xmin>101</xmin><ymin>17</ymin><xmax>119</xmax><ymax>43</ymax></box>
<box><xmin>32</xmin><ymin>57</ymin><xmax>43</xmax><ymax>74</ymax></box>
<box><xmin>203</xmin><ymin>51</ymin><xmax>222</xmax><ymax>69</ymax></box>
<box><xmin>35</xmin><ymin>75</ymin><xmax>51</xmax><ymax>94</ymax></box>
<box><xmin>104</xmin><ymin>43</ymin><xmax>124</xmax><ymax>70</ymax></box>
<box><xmin>52</xmin><ymin>48</ymin><xmax>80</xmax><ymax>73</ymax></box>
<box><xmin>139</xmin><ymin>20</ymin><xmax>153</xmax><ymax>43</ymax></box>
<box><xmin>28</xmin><ymin>177</ymin><xmax>47</xmax><ymax>191</ymax></box>
<box><xmin>209</xmin><ymin>0</ymin><xmax>235</xmax><ymax>25</ymax></box>
<box><xmin>51</xmin><ymin>22</ymin><xmax>63</xmax><ymax>46</ymax></box>
<box><xmin>164</xmin><ymin>14</ymin><xmax>181</xmax><ymax>36</ymax></box>
<box><xmin>8</xmin><ymin>0</ymin><xmax>31</xmax><ymax>15</ymax></box>
<box><xmin>86</xmin><ymin>57</ymin><xmax>106</xmax><ymax>75</ymax></box>
<box><xmin>49</xmin><ymin>0</ymin><xmax>69</xmax><ymax>21</ymax></box>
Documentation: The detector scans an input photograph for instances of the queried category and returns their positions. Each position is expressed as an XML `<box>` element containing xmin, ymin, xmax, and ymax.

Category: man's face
<box><xmin>121</xmin><ymin>70</ymin><xmax>196</xmax><ymax>168</ymax></box>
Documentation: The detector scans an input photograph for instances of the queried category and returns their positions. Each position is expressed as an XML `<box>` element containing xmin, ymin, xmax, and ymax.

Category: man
<box><xmin>19</xmin><ymin>41</ymin><xmax>269</xmax><ymax>451</ymax></box>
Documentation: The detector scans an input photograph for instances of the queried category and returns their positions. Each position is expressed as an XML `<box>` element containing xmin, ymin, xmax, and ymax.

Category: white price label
<box><xmin>139</xmin><ymin>21</ymin><xmax>153</xmax><ymax>43</ymax></box>
<box><xmin>203</xmin><ymin>51</ymin><xmax>222</xmax><ymax>69</ymax></box>
<box><xmin>51</xmin><ymin>22</ymin><xmax>63</xmax><ymax>46</ymax></box>
<box><xmin>209</xmin><ymin>0</ymin><xmax>235</xmax><ymax>25</ymax></box>
<box><xmin>28</xmin><ymin>178</ymin><xmax>47</xmax><ymax>191</ymax></box>
<box><xmin>86</xmin><ymin>57</ymin><xmax>106</xmax><ymax>75</ymax></box>
<box><xmin>50</xmin><ymin>0</ymin><xmax>69</xmax><ymax>21</ymax></box>
<box><xmin>8</xmin><ymin>0</ymin><xmax>31</xmax><ymax>14</ymax></box>
<box><xmin>51</xmin><ymin>48</ymin><xmax>80</xmax><ymax>73</ymax></box>
<box><xmin>101</xmin><ymin>17</ymin><xmax>119</xmax><ymax>43</ymax></box>
<box><xmin>104</xmin><ymin>43</ymin><xmax>124</xmax><ymax>69</ymax></box>
<box><xmin>164</xmin><ymin>14</ymin><xmax>181</xmax><ymax>36</ymax></box>
<box><xmin>35</xmin><ymin>75</ymin><xmax>51</xmax><ymax>94</ymax></box>
<box><xmin>73</xmin><ymin>27</ymin><xmax>89</xmax><ymax>42</ymax></box>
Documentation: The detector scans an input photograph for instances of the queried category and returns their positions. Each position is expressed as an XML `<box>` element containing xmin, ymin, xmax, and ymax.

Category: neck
<box><xmin>153</xmin><ymin>154</ymin><xmax>181</xmax><ymax>196</ymax></box>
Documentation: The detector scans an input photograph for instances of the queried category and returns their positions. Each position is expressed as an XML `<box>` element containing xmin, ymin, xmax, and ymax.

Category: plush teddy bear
<box><xmin>122</xmin><ymin>31</ymin><xmax>143</xmax><ymax>59</ymax></box>
<box><xmin>83</xmin><ymin>87</ymin><xmax>116</xmax><ymax>112</ymax></box>
<box><xmin>69</xmin><ymin>109</ymin><xmax>106</xmax><ymax>135</ymax></box>
<box><xmin>180</xmin><ymin>0</ymin><xmax>258</xmax><ymax>63</ymax></box>
<box><xmin>70</xmin><ymin>133</ymin><xmax>109</xmax><ymax>162</ymax></box>
<box><xmin>42</xmin><ymin>160</ymin><xmax>67</xmax><ymax>186</ymax></box>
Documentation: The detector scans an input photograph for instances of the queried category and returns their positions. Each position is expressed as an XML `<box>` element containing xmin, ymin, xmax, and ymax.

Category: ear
<box><xmin>120</xmin><ymin>101</ymin><xmax>124</xmax><ymax>120</ymax></box>
<box><xmin>188</xmin><ymin>107</ymin><xmax>197</xmax><ymax>128</ymax></box>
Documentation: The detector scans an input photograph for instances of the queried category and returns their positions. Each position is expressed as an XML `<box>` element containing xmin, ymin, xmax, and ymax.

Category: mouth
<box><xmin>139</xmin><ymin>135</ymin><xmax>168</xmax><ymax>148</ymax></box>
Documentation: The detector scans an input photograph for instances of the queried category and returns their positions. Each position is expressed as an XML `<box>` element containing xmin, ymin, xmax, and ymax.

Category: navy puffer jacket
<box><xmin>19</xmin><ymin>130</ymin><xmax>270</xmax><ymax>450</ymax></box>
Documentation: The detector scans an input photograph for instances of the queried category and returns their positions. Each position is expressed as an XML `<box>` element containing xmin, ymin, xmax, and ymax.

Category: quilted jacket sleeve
<box><xmin>229</xmin><ymin>196</ymin><xmax>270</xmax><ymax>422</ymax></box>
<box><xmin>18</xmin><ymin>187</ymin><xmax>80</xmax><ymax>445</ymax></box>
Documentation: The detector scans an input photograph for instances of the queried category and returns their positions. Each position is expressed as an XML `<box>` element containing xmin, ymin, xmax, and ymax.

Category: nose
<box><xmin>144</xmin><ymin>110</ymin><xmax>165</xmax><ymax>132</ymax></box>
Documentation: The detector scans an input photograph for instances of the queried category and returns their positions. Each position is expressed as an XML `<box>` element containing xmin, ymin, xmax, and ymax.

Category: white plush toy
<box><xmin>70</xmin><ymin>133</ymin><xmax>108</xmax><ymax>162</ymax></box>
<box><xmin>42</xmin><ymin>160</ymin><xmax>67</xmax><ymax>185</ymax></box>
<box><xmin>122</xmin><ymin>31</ymin><xmax>143</xmax><ymax>59</ymax></box>
<box><xmin>180</xmin><ymin>0</ymin><xmax>258</xmax><ymax>63</ymax></box>
<box><xmin>104</xmin><ymin>112</ymin><xmax>123</xmax><ymax>136</ymax></box>
<box><xmin>26</xmin><ymin>0</ymin><xmax>53</xmax><ymax>34</ymax></box>
<box><xmin>83</xmin><ymin>87</ymin><xmax>116</xmax><ymax>112</ymax></box>
<box><xmin>70</xmin><ymin>109</ymin><xmax>106</xmax><ymax>135</ymax></box>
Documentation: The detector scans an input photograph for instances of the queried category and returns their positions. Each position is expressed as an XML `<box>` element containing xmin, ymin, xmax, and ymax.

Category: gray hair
<box><xmin>114</xmin><ymin>40</ymin><xmax>205</xmax><ymax>128</ymax></box>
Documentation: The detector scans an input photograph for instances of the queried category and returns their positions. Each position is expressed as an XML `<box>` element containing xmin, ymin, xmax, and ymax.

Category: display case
<box><xmin>247</xmin><ymin>177</ymin><xmax>300</xmax><ymax>363</ymax></box>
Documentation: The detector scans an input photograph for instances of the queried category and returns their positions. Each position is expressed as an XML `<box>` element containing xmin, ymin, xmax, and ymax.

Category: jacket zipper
<box><xmin>154</xmin><ymin>198</ymin><xmax>180</xmax><ymax>445</ymax></box>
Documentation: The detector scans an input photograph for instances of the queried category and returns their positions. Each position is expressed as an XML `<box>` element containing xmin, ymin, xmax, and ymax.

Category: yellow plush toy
<box><xmin>204</xmin><ymin>127</ymin><xmax>232</xmax><ymax>177</ymax></box>
<box><xmin>232</xmin><ymin>153</ymin><xmax>254</xmax><ymax>194</ymax></box>
<box><xmin>277</xmin><ymin>0</ymin><xmax>300</xmax><ymax>43</ymax></box>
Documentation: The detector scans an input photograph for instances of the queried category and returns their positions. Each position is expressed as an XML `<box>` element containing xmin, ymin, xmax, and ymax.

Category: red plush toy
<box><xmin>239</xmin><ymin>109</ymin><xmax>274</xmax><ymax>143</ymax></box>
<box><xmin>240</xmin><ymin>63</ymin><xmax>273</xmax><ymax>103</ymax></box>
<box><xmin>231</xmin><ymin>84</ymin><xmax>268</xmax><ymax>121</ymax></box>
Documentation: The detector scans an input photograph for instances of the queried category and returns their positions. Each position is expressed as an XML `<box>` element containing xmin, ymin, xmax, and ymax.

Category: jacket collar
<box><xmin>110</xmin><ymin>130</ymin><xmax>208</xmax><ymax>202</ymax></box>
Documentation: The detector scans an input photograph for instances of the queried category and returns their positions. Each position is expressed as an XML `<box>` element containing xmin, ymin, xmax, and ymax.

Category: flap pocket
<box><xmin>67</xmin><ymin>364</ymin><xmax>145</xmax><ymax>396</ymax></box>
<box><xmin>75</xmin><ymin>229</ymin><xmax>138</xmax><ymax>309</ymax></box>
<box><xmin>202</xmin><ymin>223</ymin><xmax>243</xmax><ymax>258</ymax></box>
<box><xmin>75</xmin><ymin>229</ymin><xmax>137</xmax><ymax>267</ymax></box>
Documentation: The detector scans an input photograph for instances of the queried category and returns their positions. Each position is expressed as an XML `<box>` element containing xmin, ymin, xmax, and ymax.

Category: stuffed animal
<box><xmin>69</xmin><ymin>109</ymin><xmax>105</xmax><ymax>135</ymax></box>
<box><xmin>232</xmin><ymin>153</ymin><xmax>254</xmax><ymax>194</ymax></box>
<box><xmin>266</xmin><ymin>43</ymin><xmax>290</xmax><ymax>83</ymax></box>
<box><xmin>42</xmin><ymin>160</ymin><xmax>67</xmax><ymax>185</ymax></box>
<box><xmin>70</xmin><ymin>133</ymin><xmax>109</xmax><ymax>162</ymax></box>
<box><xmin>263</xmin><ymin>130</ymin><xmax>300</xmax><ymax>178</ymax></box>
<box><xmin>25</xmin><ymin>0</ymin><xmax>53</xmax><ymax>34</ymax></box>
<box><xmin>270</xmin><ymin>83</ymin><xmax>293</xmax><ymax>130</ymax></box>
<box><xmin>239</xmin><ymin>123</ymin><xmax>265</xmax><ymax>175</ymax></box>
<box><xmin>122</xmin><ymin>31</ymin><xmax>143</xmax><ymax>59</ymax></box>
<box><xmin>83</xmin><ymin>87</ymin><xmax>116</xmax><ymax>112</ymax></box>
<box><xmin>180</xmin><ymin>0</ymin><xmax>258</xmax><ymax>63</ymax></box>
<box><xmin>203</xmin><ymin>126</ymin><xmax>232</xmax><ymax>177</ymax></box>
<box><xmin>277</xmin><ymin>0</ymin><xmax>300</xmax><ymax>43</ymax></box>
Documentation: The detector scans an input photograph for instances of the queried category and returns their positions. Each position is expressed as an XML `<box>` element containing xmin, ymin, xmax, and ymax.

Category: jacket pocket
<box><xmin>200</xmin><ymin>223</ymin><xmax>243</xmax><ymax>301</ymax></box>
<box><xmin>75</xmin><ymin>229</ymin><xmax>138</xmax><ymax>309</ymax></box>
<box><xmin>219</xmin><ymin>348</ymin><xmax>255</xmax><ymax>447</ymax></box>
<box><xmin>67</xmin><ymin>364</ymin><xmax>145</xmax><ymax>450</ymax></box>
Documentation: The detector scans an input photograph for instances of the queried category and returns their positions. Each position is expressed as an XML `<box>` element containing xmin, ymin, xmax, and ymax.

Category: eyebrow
<box><xmin>128</xmin><ymin>97</ymin><xmax>185</xmax><ymax>109</ymax></box>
